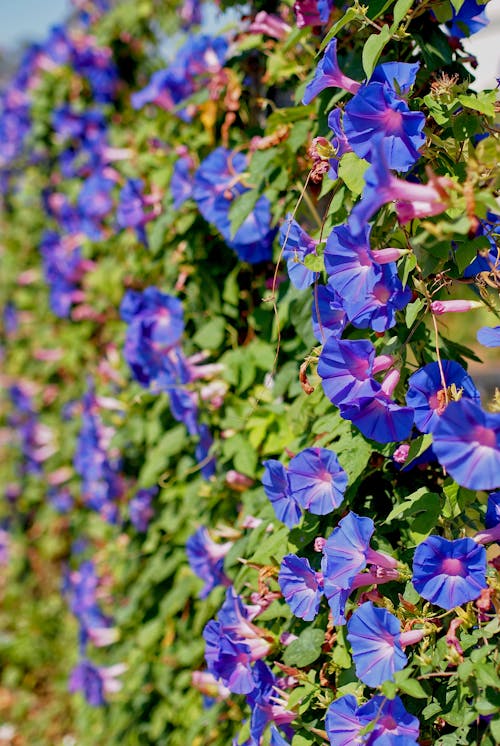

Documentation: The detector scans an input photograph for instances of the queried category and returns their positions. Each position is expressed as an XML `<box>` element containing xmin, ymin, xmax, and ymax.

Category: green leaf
<box><xmin>405</xmin><ymin>298</ymin><xmax>424</xmax><ymax>328</ymax></box>
<box><xmin>491</xmin><ymin>720</ymin><xmax>500</xmax><ymax>742</ymax></box>
<box><xmin>193</xmin><ymin>317</ymin><xmax>226</xmax><ymax>350</ymax></box>
<box><xmin>283</xmin><ymin>628</ymin><xmax>325</xmax><ymax>667</ymax></box>
<box><xmin>338</xmin><ymin>152</ymin><xmax>369</xmax><ymax>196</ymax></box>
<box><xmin>403</xmin><ymin>434</ymin><xmax>433</xmax><ymax>468</ymax></box>
<box><xmin>386</xmin><ymin>486</ymin><xmax>441</xmax><ymax>523</ymax></box>
<box><xmin>394</xmin><ymin>670</ymin><xmax>428</xmax><ymax>698</ymax></box>
<box><xmin>303</xmin><ymin>253</ymin><xmax>325</xmax><ymax>272</ymax></box>
<box><xmin>458</xmin><ymin>92</ymin><xmax>496</xmax><ymax>118</ymax></box>
<box><xmin>362</xmin><ymin>25</ymin><xmax>391</xmax><ymax>79</ymax></box>
<box><xmin>228</xmin><ymin>190</ymin><xmax>260</xmax><ymax>238</ymax></box>
<box><xmin>391</xmin><ymin>0</ymin><xmax>413</xmax><ymax>30</ymax></box>
<box><xmin>319</xmin><ymin>7</ymin><xmax>358</xmax><ymax>51</ymax></box>
<box><xmin>401</xmin><ymin>252</ymin><xmax>417</xmax><ymax>287</ymax></box>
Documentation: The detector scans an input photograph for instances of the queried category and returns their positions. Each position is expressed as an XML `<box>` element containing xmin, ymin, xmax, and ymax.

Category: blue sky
<box><xmin>0</xmin><ymin>0</ymin><xmax>69</xmax><ymax>48</ymax></box>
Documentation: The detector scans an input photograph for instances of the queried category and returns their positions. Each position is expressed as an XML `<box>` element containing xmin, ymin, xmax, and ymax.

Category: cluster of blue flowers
<box><xmin>74</xmin><ymin>385</ymin><xmax>124</xmax><ymax>524</ymax></box>
<box><xmin>120</xmin><ymin>286</ymin><xmax>218</xmax><ymax>478</ymax></box>
<box><xmin>190</xmin><ymin>8</ymin><xmax>500</xmax><ymax>744</ymax></box>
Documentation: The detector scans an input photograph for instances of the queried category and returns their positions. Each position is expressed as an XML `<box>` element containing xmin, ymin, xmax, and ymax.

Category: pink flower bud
<box><xmin>431</xmin><ymin>300</ymin><xmax>483</xmax><ymax>315</ymax></box>
<box><xmin>380</xmin><ymin>369</ymin><xmax>401</xmax><ymax>397</ymax></box>
<box><xmin>226</xmin><ymin>471</ymin><xmax>254</xmax><ymax>491</ymax></box>
<box><xmin>393</xmin><ymin>444</ymin><xmax>410</xmax><ymax>463</ymax></box>
<box><xmin>371</xmin><ymin>247</ymin><xmax>409</xmax><ymax>263</ymax></box>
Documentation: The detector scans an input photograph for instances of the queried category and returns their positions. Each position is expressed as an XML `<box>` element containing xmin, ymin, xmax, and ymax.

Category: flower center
<box><xmin>441</xmin><ymin>557</ymin><xmax>465</xmax><ymax>577</ymax></box>
<box><xmin>471</xmin><ymin>425</ymin><xmax>497</xmax><ymax>448</ymax></box>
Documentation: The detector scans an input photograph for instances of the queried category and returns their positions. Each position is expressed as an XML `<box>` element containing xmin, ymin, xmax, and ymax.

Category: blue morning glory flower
<box><xmin>446</xmin><ymin>0</ymin><xmax>489</xmax><ymax>38</ymax></box>
<box><xmin>340</xmin><ymin>391</ymin><xmax>415</xmax><ymax>444</ymax></box>
<box><xmin>325</xmin><ymin>693</ymin><xmax>420</xmax><ymax>745</ymax></box>
<box><xmin>485</xmin><ymin>491</ymin><xmax>500</xmax><ymax>529</ymax></box>
<box><xmin>412</xmin><ymin>535</ymin><xmax>487</xmax><ymax>610</ymax></box>
<box><xmin>325</xmin><ymin>694</ymin><xmax>363</xmax><ymax>745</ymax></box>
<box><xmin>288</xmin><ymin>447</ymin><xmax>348</xmax><ymax>515</ymax></box>
<box><xmin>302</xmin><ymin>39</ymin><xmax>360</xmax><ymax>105</ymax></box>
<box><xmin>432</xmin><ymin>399</ymin><xmax>500</xmax><ymax>490</ymax></box>
<box><xmin>193</xmin><ymin>147</ymin><xmax>276</xmax><ymax>263</ymax></box>
<box><xmin>322</xmin><ymin>512</ymin><xmax>374</xmax><ymax>591</ymax></box>
<box><xmin>279</xmin><ymin>214</ymin><xmax>319</xmax><ymax>290</ymax></box>
<box><xmin>477</xmin><ymin>326</ymin><xmax>500</xmax><ymax>348</ymax></box>
<box><xmin>347</xmin><ymin>602</ymin><xmax>407</xmax><ymax>687</ymax></box>
<box><xmin>406</xmin><ymin>360</ymin><xmax>481</xmax><ymax>433</ymax></box>
<box><xmin>278</xmin><ymin>554</ymin><xmax>323</xmax><ymax>621</ymax></box>
<box><xmin>317</xmin><ymin>337</ymin><xmax>379</xmax><ymax>407</ymax></box>
<box><xmin>311</xmin><ymin>285</ymin><xmax>346</xmax><ymax>343</ymax></box>
<box><xmin>186</xmin><ymin>527</ymin><xmax>232</xmax><ymax>598</ymax></box>
<box><xmin>262</xmin><ymin>459</ymin><xmax>302</xmax><ymax>528</ymax></box>
<box><xmin>344</xmin><ymin>79</ymin><xmax>425</xmax><ymax>172</ymax></box>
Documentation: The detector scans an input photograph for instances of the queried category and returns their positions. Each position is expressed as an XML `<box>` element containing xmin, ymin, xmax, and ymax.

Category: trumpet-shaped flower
<box><xmin>432</xmin><ymin>399</ymin><xmax>500</xmax><ymax>490</ymax></box>
<box><xmin>278</xmin><ymin>554</ymin><xmax>323</xmax><ymax>621</ymax></box>
<box><xmin>412</xmin><ymin>535</ymin><xmax>487</xmax><ymax>610</ymax></box>
<box><xmin>186</xmin><ymin>526</ymin><xmax>232</xmax><ymax>598</ymax></box>
<box><xmin>347</xmin><ymin>602</ymin><xmax>407</xmax><ymax>687</ymax></box>
<box><xmin>477</xmin><ymin>326</ymin><xmax>500</xmax><ymax>348</ymax></box>
<box><xmin>311</xmin><ymin>284</ymin><xmax>346</xmax><ymax>342</ymax></box>
<box><xmin>318</xmin><ymin>337</ymin><xmax>379</xmax><ymax>406</ymax></box>
<box><xmin>302</xmin><ymin>39</ymin><xmax>360</xmax><ymax>104</ymax></box>
<box><xmin>406</xmin><ymin>360</ymin><xmax>481</xmax><ymax>433</ymax></box>
<box><xmin>287</xmin><ymin>447</ymin><xmax>348</xmax><ymax>515</ymax></box>
<box><xmin>262</xmin><ymin>459</ymin><xmax>301</xmax><ymax>528</ymax></box>
<box><xmin>325</xmin><ymin>694</ymin><xmax>420</xmax><ymax>745</ymax></box>
<box><xmin>343</xmin><ymin>78</ymin><xmax>425</xmax><ymax>172</ymax></box>
<box><xmin>279</xmin><ymin>214</ymin><xmax>319</xmax><ymax>289</ymax></box>
<box><xmin>485</xmin><ymin>491</ymin><xmax>500</xmax><ymax>529</ymax></box>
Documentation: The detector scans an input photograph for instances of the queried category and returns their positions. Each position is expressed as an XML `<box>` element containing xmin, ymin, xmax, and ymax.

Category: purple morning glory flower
<box><xmin>347</xmin><ymin>602</ymin><xmax>407</xmax><ymax>687</ymax></box>
<box><xmin>341</xmin><ymin>263</ymin><xmax>412</xmax><ymax>333</ymax></box>
<box><xmin>349</xmin><ymin>147</ymin><xmax>450</xmax><ymax>234</ymax></box>
<box><xmin>406</xmin><ymin>360</ymin><xmax>481</xmax><ymax>434</ymax></box>
<box><xmin>120</xmin><ymin>287</ymin><xmax>184</xmax><ymax>388</ymax></box>
<box><xmin>171</xmin><ymin>154</ymin><xmax>195</xmax><ymax>209</ymax></box>
<box><xmin>325</xmin><ymin>694</ymin><xmax>420</xmax><ymax>745</ymax></box>
<box><xmin>128</xmin><ymin>487</ymin><xmax>157</xmax><ymax>532</ymax></box>
<box><xmin>477</xmin><ymin>326</ymin><xmax>500</xmax><ymax>348</ymax></box>
<box><xmin>195</xmin><ymin>423</ymin><xmax>216</xmax><ymax>479</ymax></box>
<box><xmin>193</xmin><ymin>147</ymin><xmax>276</xmax><ymax>263</ymax></box>
<box><xmin>203</xmin><ymin>620</ymin><xmax>256</xmax><ymax>695</ymax></box>
<box><xmin>302</xmin><ymin>39</ymin><xmax>360</xmax><ymax>104</ymax></box>
<box><xmin>317</xmin><ymin>337</ymin><xmax>379</xmax><ymax>407</ymax></box>
<box><xmin>186</xmin><ymin>527</ymin><xmax>232</xmax><ymax>598</ymax></box>
<box><xmin>311</xmin><ymin>284</ymin><xmax>346</xmax><ymax>343</ymax></box>
<box><xmin>132</xmin><ymin>35</ymin><xmax>228</xmax><ymax>119</ymax></box>
<box><xmin>287</xmin><ymin>447</ymin><xmax>348</xmax><ymax>515</ymax></box>
<box><xmin>246</xmin><ymin>661</ymin><xmax>295</xmax><ymax>744</ymax></box>
<box><xmin>343</xmin><ymin>75</ymin><xmax>425</xmax><ymax>172</ymax></box>
<box><xmin>485</xmin><ymin>491</ymin><xmax>500</xmax><ymax>529</ymax></box>
<box><xmin>359</xmin><ymin>695</ymin><xmax>420</xmax><ymax>744</ymax></box>
<box><xmin>262</xmin><ymin>459</ymin><xmax>302</xmax><ymax>528</ymax></box>
<box><xmin>325</xmin><ymin>694</ymin><xmax>363</xmax><ymax>745</ymax></box>
<box><xmin>117</xmin><ymin>178</ymin><xmax>149</xmax><ymax>244</ymax></box>
<box><xmin>412</xmin><ymin>535</ymin><xmax>487</xmax><ymax>610</ymax></box>
<box><xmin>321</xmin><ymin>512</ymin><xmax>397</xmax><ymax>624</ymax></box>
<box><xmin>69</xmin><ymin>660</ymin><xmax>105</xmax><ymax>706</ymax></box>
<box><xmin>279</xmin><ymin>214</ymin><xmax>319</xmax><ymax>290</ymax></box>
<box><xmin>371</xmin><ymin>62</ymin><xmax>420</xmax><ymax>95</ymax></box>
<box><xmin>340</xmin><ymin>389</ymin><xmax>414</xmax><ymax>444</ymax></box>
<box><xmin>322</xmin><ymin>512</ymin><xmax>375</xmax><ymax>592</ymax></box>
<box><xmin>446</xmin><ymin>0</ymin><xmax>489</xmax><ymax>38</ymax></box>
<box><xmin>325</xmin><ymin>223</ymin><xmax>379</xmax><ymax>300</ymax></box>
<box><xmin>432</xmin><ymin>399</ymin><xmax>500</xmax><ymax>490</ymax></box>
<box><xmin>278</xmin><ymin>554</ymin><xmax>323</xmax><ymax>621</ymax></box>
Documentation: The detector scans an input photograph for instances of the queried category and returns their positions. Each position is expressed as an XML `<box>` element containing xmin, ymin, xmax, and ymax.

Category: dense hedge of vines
<box><xmin>1</xmin><ymin>0</ymin><xmax>499</xmax><ymax>744</ymax></box>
